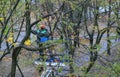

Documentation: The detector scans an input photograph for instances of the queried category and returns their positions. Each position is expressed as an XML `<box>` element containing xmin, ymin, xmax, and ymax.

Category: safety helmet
<box><xmin>40</xmin><ymin>24</ymin><xmax>46</xmax><ymax>29</ymax></box>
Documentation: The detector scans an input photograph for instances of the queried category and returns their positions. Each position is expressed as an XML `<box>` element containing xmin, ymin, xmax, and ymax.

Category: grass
<box><xmin>18</xmin><ymin>50</ymin><xmax>39</xmax><ymax>67</ymax></box>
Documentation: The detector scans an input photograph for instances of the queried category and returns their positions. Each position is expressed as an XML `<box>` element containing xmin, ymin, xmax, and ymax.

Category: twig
<box><xmin>16</xmin><ymin>63</ymin><xmax>24</xmax><ymax>77</ymax></box>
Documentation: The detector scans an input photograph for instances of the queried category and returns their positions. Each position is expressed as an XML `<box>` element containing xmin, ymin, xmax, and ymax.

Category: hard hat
<box><xmin>40</xmin><ymin>24</ymin><xmax>46</xmax><ymax>29</ymax></box>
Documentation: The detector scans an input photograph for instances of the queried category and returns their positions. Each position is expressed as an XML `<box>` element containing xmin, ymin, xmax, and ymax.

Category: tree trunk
<box><xmin>86</xmin><ymin>47</ymin><xmax>98</xmax><ymax>73</ymax></box>
<box><xmin>11</xmin><ymin>47</ymin><xmax>21</xmax><ymax>77</ymax></box>
<box><xmin>107</xmin><ymin>0</ymin><xmax>111</xmax><ymax>55</ymax></box>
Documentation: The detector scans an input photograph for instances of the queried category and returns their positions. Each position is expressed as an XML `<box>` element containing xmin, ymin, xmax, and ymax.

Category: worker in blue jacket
<box><xmin>31</xmin><ymin>24</ymin><xmax>49</xmax><ymax>61</ymax></box>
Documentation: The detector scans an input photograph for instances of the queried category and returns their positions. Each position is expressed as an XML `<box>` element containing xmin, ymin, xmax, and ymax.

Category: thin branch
<box><xmin>30</xmin><ymin>2</ymin><xmax>65</xmax><ymax>28</ymax></box>
<box><xmin>16</xmin><ymin>63</ymin><xmax>24</xmax><ymax>77</ymax></box>
<box><xmin>14</xmin><ymin>17</ymin><xmax>24</xmax><ymax>42</ymax></box>
<box><xmin>0</xmin><ymin>44</ymin><xmax>13</xmax><ymax>61</ymax></box>
<box><xmin>0</xmin><ymin>0</ymin><xmax>20</xmax><ymax>48</ymax></box>
<box><xmin>19</xmin><ymin>43</ymin><xmax>57</xmax><ymax>51</ymax></box>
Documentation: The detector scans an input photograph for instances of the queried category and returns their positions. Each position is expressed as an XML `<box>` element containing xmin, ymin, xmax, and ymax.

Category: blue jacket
<box><xmin>31</xmin><ymin>29</ymin><xmax>49</xmax><ymax>42</ymax></box>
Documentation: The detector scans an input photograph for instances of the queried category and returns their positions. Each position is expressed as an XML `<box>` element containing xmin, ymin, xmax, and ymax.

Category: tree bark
<box><xmin>11</xmin><ymin>47</ymin><xmax>21</xmax><ymax>77</ymax></box>
<box><xmin>107</xmin><ymin>0</ymin><xmax>112</xmax><ymax>55</ymax></box>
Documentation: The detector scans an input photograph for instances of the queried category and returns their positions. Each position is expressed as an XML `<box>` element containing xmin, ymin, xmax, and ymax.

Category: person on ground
<box><xmin>31</xmin><ymin>24</ymin><xmax>49</xmax><ymax>61</ymax></box>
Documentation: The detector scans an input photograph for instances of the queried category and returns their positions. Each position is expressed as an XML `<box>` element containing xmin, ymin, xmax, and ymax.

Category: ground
<box><xmin>0</xmin><ymin>41</ymin><xmax>120</xmax><ymax>77</ymax></box>
<box><xmin>0</xmin><ymin>50</ymin><xmax>38</xmax><ymax>77</ymax></box>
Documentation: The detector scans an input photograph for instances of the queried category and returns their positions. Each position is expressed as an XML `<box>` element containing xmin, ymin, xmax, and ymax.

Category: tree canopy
<box><xmin>0</xmin><ymin>0</ymin><xmax>120</xmax><ymax>77</ymax></box>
